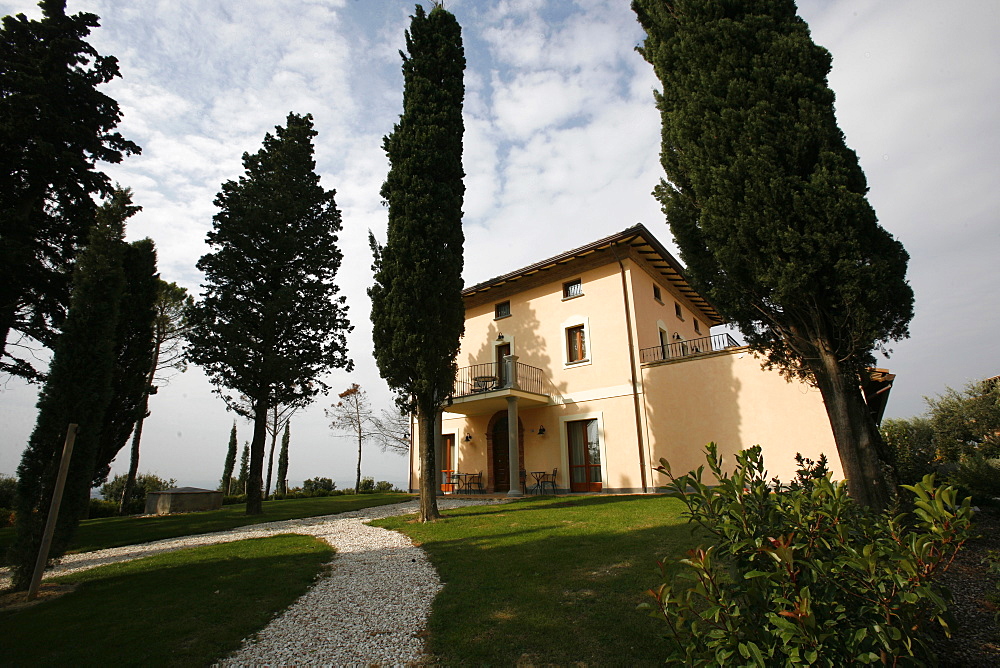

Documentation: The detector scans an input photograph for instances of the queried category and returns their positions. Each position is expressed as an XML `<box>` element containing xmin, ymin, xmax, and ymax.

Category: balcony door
<box><xmin>496</xmin><ymin>342</ymin><xmax>511</xmax><ymax>387</ymax></box>
<box><xmin>567</xmin><ymin>419</ymin><xmax>602</xmax><ymax>492</ymax></box>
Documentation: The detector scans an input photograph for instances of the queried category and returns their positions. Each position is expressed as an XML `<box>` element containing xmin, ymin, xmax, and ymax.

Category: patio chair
<box><xmin>467</xmin><ymin>471</ymin><xmax>484</xmax><ymax>494</ymax></box>
<box><xmin>519</xmin><ymin>469</ymin><xmax>527</xmax><ymax>494</ymax></box>
<box><xmin>540</xmin><ymin>467</ymin><xmax>558</xmax><ymax>494</ymax></box>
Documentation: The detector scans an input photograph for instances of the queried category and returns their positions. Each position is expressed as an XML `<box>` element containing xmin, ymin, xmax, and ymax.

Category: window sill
<box><xmin>562</xmin><ymin>293</ymin><xmax>584</xmax><ymax>301</ymax></box>
<box><xmin>565</xmin><ymin>358</ymin><xmax>591</xmax><ymax>367</ymax></box>
<box><xmin>494</xmin><ymin>314</ymin><xmax>511</xmax><ymax>321</ymax></box>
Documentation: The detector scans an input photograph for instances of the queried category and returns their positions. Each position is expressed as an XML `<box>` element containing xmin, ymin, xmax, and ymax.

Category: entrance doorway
<box><xmin>567</xmin><ymin>419</ymin><xmax>602</xmax><ymax>492</ymax></box>
<box><xmin>488</xmin><ymin>411</ymin><xmax>524</xmax><ymax>492</ymax></box>
<box><xmin>491</xmin><ymin>418</ymin><xmax>510</xmax><ymax>492</ymax></box>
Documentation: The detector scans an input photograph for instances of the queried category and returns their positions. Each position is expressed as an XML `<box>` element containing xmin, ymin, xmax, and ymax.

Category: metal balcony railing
<box><xmin>451</xmin><ymin>361</ymin><xmax>547</xmax><ymax>399</ymax></box>
<box><xmin>639</xmin><ymin>333</ymin><xmax>741</xmax><ymax>364</ymax></box>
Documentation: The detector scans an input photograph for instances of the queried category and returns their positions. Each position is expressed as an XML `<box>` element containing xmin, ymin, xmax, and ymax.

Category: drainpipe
<box><xmin>613</xmin><ymin>244</ymin><xmax>648</xmax><ymax>493</ymax></box>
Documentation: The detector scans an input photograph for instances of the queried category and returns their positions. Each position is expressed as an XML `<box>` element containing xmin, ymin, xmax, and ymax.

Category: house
<box><xmin>408</xmin><ymin>224</ymin><xmax>893</xmax><ymax>495</ymax></box>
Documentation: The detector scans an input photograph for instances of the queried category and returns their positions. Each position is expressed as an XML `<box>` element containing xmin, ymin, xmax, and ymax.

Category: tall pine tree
<box><xmin>8</xmin><ymin>188</ymin><xmax>134</xmax><ymax>589</ymax></box>
<box><xmin>187</xmin><ymin>112</ymin><xmax>352</xmax><ymax>515</ymax></box>
<box><xmin>0</xmin><ymin>0</ymin><xmax>140</xmax><ymax>380</ymax></box>
<box><xmin>370</xmin><ymin>3</ymin><xmax>465</xmax><ymax>522</ymax></box>
<box><xmin>633</xmin><ymin>0</ymin><xmax>914</xmax><ymax>509</ymax></box>
<box><xmin>119</xmin><ymin>280</ymin><xmax>193</xmax><ymax>514</ymax></box>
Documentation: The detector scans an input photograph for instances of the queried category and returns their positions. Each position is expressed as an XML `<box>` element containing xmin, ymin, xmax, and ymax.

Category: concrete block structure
<box><xmin>144</xmin><ymin>487</ymin><xmax>224</xmax><ymax>515</ymax></box>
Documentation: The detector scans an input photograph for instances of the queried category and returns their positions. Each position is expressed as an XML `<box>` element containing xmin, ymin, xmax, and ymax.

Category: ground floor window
<box><xmin>567</xmin><ymin>419</ymin><xmax>602</xmax><ymax>492</ymax></box>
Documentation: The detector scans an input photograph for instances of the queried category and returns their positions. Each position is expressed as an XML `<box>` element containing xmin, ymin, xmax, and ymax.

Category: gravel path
<box><xmin>0</xmin><ymin>497</ymin><xmax>507</xmax><ymax>665</ymax></box>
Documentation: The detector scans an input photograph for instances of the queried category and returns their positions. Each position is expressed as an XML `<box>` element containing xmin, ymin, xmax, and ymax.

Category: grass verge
<box><xmin>1</xmin><ymin>533</ymin><xmax>333</xmax><ymax>667</ymax></box>
<box><xmin>372</xmin><ymin>494</ymin><xmax>697</xmax><ymax>666</ymax></box>
<box><xmin>0</xmin><ymin>493</ymin><xmax>411</xmax><ymax>561</ymax></box>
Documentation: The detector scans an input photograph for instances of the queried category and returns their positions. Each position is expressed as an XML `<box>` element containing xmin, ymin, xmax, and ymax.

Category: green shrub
<box><xmin>358</xmin><ymin>476</ymin><xmax>375</xmax><ymax>493</ymax></box>
<box><xmin>0</xmin><ymin>507</ymin><xmax>13</xmax><ymax>528</ymax></box>
<box><xmin>945</xmin><ymin>454</ymin><xmax>1000</xmax><ymax>503</ymax></box>
<box><xmin>374</xmin><ymin>480</ymin><xmax>397</xmax><ymax>493</ymax></box>
<box><xmin>0</xmin><ymin>473</ymin><xmax>16</xmax><ymax>509</ymax></box>
<box><xmin>99</xmin><ymin>472</ymin><xmax>176</xmax><ymax>512</ymax></box>
<box><xmin>643</xmin><ymin>443</ymin><xmax>974</xmax><ymax>666</ymax></box>
<box><xmin>302</xmin><ymin>477</ymin><xmax>335</xmax><ymax>494</ymax></box>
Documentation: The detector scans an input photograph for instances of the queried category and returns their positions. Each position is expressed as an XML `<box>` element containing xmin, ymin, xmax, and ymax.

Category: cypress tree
<box><xmin>238</xmin><ymin>443</ymin><xmax>250</xmax><ymax>495</ymax></box>
<box><xmin>8</xmin><ymin>189</ymin><xmax>133</xmax><ymax>589</ymax></box>
<box><xmin>220</xmin><ymin>422</ymin><xmax>237</xmax><ymax>494</ymax></box>
<box><xmin>92</xmin><ymin>237</ymin><xmax>158</xmax><ymax>490</ymax></box>
<box><xmin>0</xmin><ymin>0</ymin><xmax>140</xmax><ymax>380</ymax></box>
<box><xmin>633</xmin><ymin>0</ymin><xmax>914</xmax><ymax>509</ymax></box>
<box><xmin>276</xmin><ymin>422</ymin><xmax>290</xmax><ymax>496</ymax></box>
<box><xmin>369</xmin><ymin>3</ymin><xmax>465</xmax><ymax>523</ymax></box>
<box><xmin>187</xmin><ymin>112</ymin><xmax>353</xmax><ymax>515</ymax></box>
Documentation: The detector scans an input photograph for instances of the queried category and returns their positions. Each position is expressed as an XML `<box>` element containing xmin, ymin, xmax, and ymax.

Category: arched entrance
<box><xmin>486</xmin><ymin>410</ymin><xmax>524</xmax><ymax>492</ymax></box>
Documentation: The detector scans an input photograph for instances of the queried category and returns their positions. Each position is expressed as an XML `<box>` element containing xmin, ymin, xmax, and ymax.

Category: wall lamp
<box><xmin>537</xmin><ymin>425</ymin><xmax>546</xmax><ymax>436</ymax></box>
<box><xmin>464</xmin><ymin>433</ymin><xmax>473</xmax><ymax>442</ymax></box>
<box><xmin>496</xmin><ymin>332</ymin><xmax>505</xmax><ymax>341</ymax></box>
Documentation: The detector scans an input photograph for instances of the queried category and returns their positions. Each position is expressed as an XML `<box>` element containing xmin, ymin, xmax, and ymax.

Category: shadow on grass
<box><xmin>1</xmin><ymin>534</ymin><xmax>332</xmax><ymax>667</ymax></box>
<box><xmin>376</xmin><ymin>495</ymin><xmax>703</xmax><ymax>666</ymax></box>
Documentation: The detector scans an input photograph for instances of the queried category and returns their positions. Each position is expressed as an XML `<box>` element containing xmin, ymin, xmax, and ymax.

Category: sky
<box><xmin>1</xmin><ymin>0</ymin><xmax>998</xmax><ymax>492</ymax></box>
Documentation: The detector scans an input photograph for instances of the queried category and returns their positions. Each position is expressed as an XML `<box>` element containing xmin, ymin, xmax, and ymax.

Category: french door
<box><xmin>567</xmin><ymin>419</ymin><xmax>602</xmax><ymax>492</ymax></box>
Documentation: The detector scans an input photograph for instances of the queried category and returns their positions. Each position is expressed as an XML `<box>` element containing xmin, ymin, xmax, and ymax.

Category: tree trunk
<box><xmin>356</xmin><ymin>431</ymin><xmax>363</xmax><ymax>494</ymax></box>
<box><xmin>118</xmin><ymin>407</ymin><xmax>147</xmax><ymax>515</ymax></box>
<box><xmin>121</xmin><ymin>336</ymin><xmax>159</xmax><ymax>514</ymax></box>
<box><xmin>809</xmin><ymin>346</ymin><xmax>896</xmax><ymax>511</ymax></box>
<box><xmin>246</xmin><ymin>398</ymin><xmax>269</xmax><ymax>515</ymax></box>
<box><xmin>418</xmin><ymin>403</ymin><xmax>441</xmax><ymax>522</ymax></box>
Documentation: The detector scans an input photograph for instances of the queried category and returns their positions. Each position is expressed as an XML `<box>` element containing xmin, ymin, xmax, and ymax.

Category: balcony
<box><xmin>640</xmin><ymin>333</ymin><xmax>742</xmax><ymax>364</ymax></box>
<box><xmin>445</xmin><ymin>360</ymin><xmax>550</xmax><ymax>416</ymax></box>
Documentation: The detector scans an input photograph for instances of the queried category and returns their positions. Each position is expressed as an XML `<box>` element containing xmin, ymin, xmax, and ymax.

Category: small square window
<box><xmin>653</xmin><ymin>285</ymin><xmax>662</xmax><ymax>302</ymax></box>
<box><xmin>567</xmin><ymin>325</ymin><xmax>587</xmax><ymax>363</ymax></box>
<box><xmin>693</xmin><ymin>318</ymin><xmax>701</xmax><ymax>334</ymax></box>
<box><xmin>563</xmin><ymin>279</ymin><xmax>583</xmax><ymax>299</ymax></box>
<box><xmin>495</xmin><ymin>301</ymin><xmax>511</xmax><ymax>319</ymax></box>
<box><xmin>674</xmin><ymin>302</ymin><xmax>684</xmax><ymax>320</ymax></box>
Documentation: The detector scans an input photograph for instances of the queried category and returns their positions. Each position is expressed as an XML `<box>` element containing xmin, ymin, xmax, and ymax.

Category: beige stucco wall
<box><xmin>640</xmin><ymin>349</ymin><xmax>842</xmax><ymax>485</ymax></box>
<box><xmin>627</xmin><ymin>260</ymin><xmax>714</xmax><ymax>351</ymax></box>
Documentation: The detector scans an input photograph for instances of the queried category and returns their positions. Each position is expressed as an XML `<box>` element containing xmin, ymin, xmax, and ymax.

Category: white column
<box><xmin>506</xmin><ymin>395</ymin><xmax>522</xmax><ymax>497</ymax></box>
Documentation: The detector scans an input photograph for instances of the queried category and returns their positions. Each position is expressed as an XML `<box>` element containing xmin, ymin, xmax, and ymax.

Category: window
<box><xmin>562</xmin><ymin>279</ymin><xmax>583</xmax><ymax>299</ymax></box>
<box><xmin>693</xmin><ymin>318</ymin><xmax>701</xmax><ymax>334</ymax></box>
<box><xmin>674</xmin><ymin>302</ymin><xmax>684</xmax><ymax>320</ymax></box>
<box><xmin>567</xmin><ymin>325</ymin><xmax>587</xmax><ymax>363</ymax></box>
<box><xmin>652</xmin><ymin>285</ymin><xmax>662</xmax><ymax>302</ymax></box>
<box><xmin>495</xmin><ymin>301</ymin><xmax>510</xmax><ymax>319</ymax></box>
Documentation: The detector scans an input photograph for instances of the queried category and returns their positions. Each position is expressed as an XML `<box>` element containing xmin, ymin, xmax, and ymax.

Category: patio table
<box><xmin>472</xmin><ymin>375</ymin><xmax>498</xmax><ymax>392</ymax></box>
<box><xmin>529</xmin><ymin>471</ymin><xmax>546</xmax><ymax>494</ymax></box>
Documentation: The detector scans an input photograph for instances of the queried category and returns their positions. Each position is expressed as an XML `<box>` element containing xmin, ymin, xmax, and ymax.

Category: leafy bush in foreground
<box><xmin>643</xmin><ymin>444</ymin><xmax>973</xmax><ymax>666</ymax></box>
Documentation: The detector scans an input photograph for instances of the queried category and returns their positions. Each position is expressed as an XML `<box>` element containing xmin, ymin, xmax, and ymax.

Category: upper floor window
<box><xmin>674</xmin><ymin>302</ymin><xmax>684</xmax><ymax>320</ymax></box>
<box><xmin>567</xmin><ymin>325</ymin><xmax>587</xmax><ymax>363</ymax></box>
<box><xmin>653</xmin><ymin>285</ymin><xmax>662</xmax><ymax>302</ymax></box>
<box><xmin>495</xmin><ymin>301</ymin><xmax>511</xmax><ymax>319</ymax></box>
<box><xmin>693</xmin><ymin>318</ymin><xmax>701</xmax><ymax>334</ymax></box>
<box><xmin>563</xmin><ymin>279</ymin><xmax>583</xmax><ymax>299</ymax></box>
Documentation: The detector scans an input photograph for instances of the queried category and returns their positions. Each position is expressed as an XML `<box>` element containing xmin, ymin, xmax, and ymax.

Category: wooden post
<box><xmin>27</xmin><ymin>423</ymin><xmax>79</xmax><ymax>601</ymax></box>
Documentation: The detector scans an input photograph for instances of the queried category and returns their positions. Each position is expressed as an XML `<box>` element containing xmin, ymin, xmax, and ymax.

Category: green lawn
<box><xmin>2</xmin><ymin>533</ymin><xmax>333</xmax><ymax>667</ymax></box>
<box><xmin>373</xmin><ymin>494</ymin><xmax>698</xmax><ymax>666</ymax></box>
<box><xmin>0</xmin><ymin>493</ymin><xmax>412</xmax><ymax>562</ymax></box>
